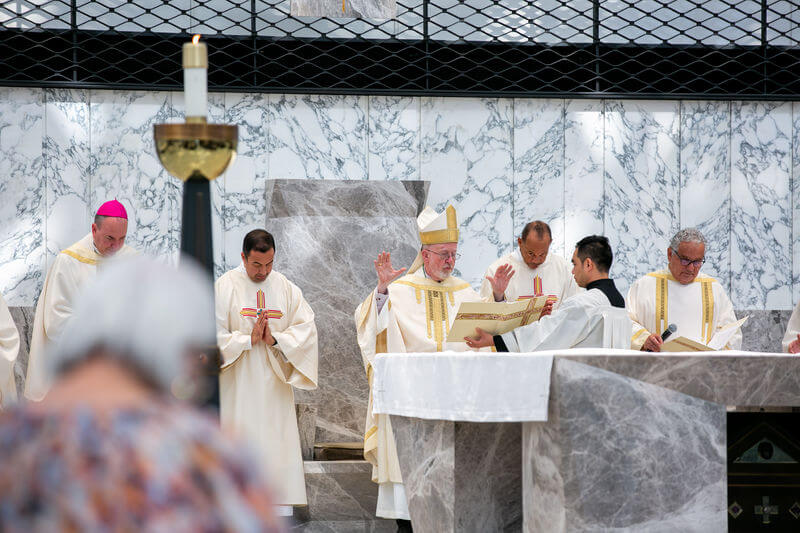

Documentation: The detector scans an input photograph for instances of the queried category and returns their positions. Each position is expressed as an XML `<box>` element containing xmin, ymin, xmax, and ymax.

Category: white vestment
<box><xmin>355</xmin><ymin>272</ymin><xmax>485</xmax><ymax>519</ymax></box>
<box><xmin>479</xmin><ymin>250</ymin><xmax>579</xmax><ymax>308</ymax></box>
<box><xmin>781</xmin><ymin>301</ymin><xmax>800</xmax><ymax>352</ymax></box>
<box><xmin>216</xmin><ymin>266</ymin><xmax>318</xmax><ymax>506</ymax></box>
<box><xmin>627</xmin><ymin>270</ymin><xmax>741</xmax><ymax>350</ymax></box>
<box><xmin>26</xmin><ymin>233</ymin><xmax>136</xmax><ymax>400</ymax></box>
<box><xmin>0</xmin><ymin>293</ymin><xmax>20</xmax><ymax>407</ymax></box>
<box><xmin>500</xmin><ymin>286</ymin><xmax>631</xmax><ymax>352</ymax></box>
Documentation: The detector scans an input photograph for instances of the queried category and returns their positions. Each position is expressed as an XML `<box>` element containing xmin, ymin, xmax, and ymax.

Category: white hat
<box><xmin>418</xmin><ymin>205</ymin><xmax>459</xmax><ymax>245</ymax></box>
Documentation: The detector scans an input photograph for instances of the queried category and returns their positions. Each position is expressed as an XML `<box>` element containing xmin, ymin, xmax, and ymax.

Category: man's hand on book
<box><xmin>466</xmin><ymin>327</ymin><xmax>494</xmax><ymax>349</ymax></box>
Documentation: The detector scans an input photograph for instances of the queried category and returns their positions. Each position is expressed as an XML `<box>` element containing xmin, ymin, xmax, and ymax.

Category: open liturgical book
<box><xmin>447</xmin><ymin>295</ymin><xmax>557</xmax><ymax>340</ymax></box>
<box><xmin>660</xmin><ymin>316</ymin><xmax>749</xmax><ymax>352</ymax></box>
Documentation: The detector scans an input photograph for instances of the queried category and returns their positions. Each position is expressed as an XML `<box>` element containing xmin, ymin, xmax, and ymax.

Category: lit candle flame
<box><xmin>192</xmin><ymin>34</ymin><xmax>201</xmax><ymax>45</ymax></box>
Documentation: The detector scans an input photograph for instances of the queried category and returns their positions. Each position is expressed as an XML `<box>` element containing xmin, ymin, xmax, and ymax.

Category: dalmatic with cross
<box><xmin>627</xmin><ymin>269</ymin><xmax>742</xmax><ymax>350</ymax></box>
<box><xmin>215</xmin><ymin>267</ymin><xmax>318</xmax><ymax>507</ymax></box>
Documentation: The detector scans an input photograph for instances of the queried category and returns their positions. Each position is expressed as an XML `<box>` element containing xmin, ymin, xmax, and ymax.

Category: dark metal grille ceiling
<box><xmin>1</xmin><ymin>0</ymin><xmax>799</xmax><ymax>98</ymax></box>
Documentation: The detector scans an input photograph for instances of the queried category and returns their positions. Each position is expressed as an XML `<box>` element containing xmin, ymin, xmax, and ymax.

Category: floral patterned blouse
<box><xmin>0</xmin><ymin>402</ymin><xmax>282</xmax><ymax>532</ymax></box>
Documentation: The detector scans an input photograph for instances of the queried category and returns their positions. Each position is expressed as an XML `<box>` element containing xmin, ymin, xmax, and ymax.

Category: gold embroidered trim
<box><xmin>420</xmin><ymin>228</ymin><xmax>459</xmax><ymax>244</ymax></box>
<box><xmin>700</xmin><ymin>279</ymin><xmax>714</xmax><ymax>344</ymax></box>
<box><xmin>61</xmin><ymin>249</ymin><xmax>98</xmax><ymax>265</ymax></box>
<box><xmin>655</xmin><ymin>276</ymin><xmax>668</xmax><ymax>335</ymax></box>
<box><xmin>647</xmin><ymin>271</ymin><xmax>717</xmax><ymax>284</ymax></box>
<box><xmin>394</xmin><ymin>279</ymin><xmax>471</xmax><ymax>292</ymax></box>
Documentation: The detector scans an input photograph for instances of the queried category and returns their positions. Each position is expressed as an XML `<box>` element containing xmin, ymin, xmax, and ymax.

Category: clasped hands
<box><xmin>251</xmin><ymin>312</ymin><xmax>277</xmax><ymax>347</ymax></box>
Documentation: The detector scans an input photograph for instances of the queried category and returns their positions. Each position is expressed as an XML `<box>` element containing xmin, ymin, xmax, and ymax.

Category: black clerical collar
<box><xmin>585</xmin><ymin>278</ymin><xmax>625</xmax><ymax>308</ymax></box>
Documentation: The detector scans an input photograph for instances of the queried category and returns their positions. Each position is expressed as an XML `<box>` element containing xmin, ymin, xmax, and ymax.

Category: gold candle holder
<box><xmin>153</xmin><ymin>122</ymin><xmax>238</xmax><ymax>181</ymax></box>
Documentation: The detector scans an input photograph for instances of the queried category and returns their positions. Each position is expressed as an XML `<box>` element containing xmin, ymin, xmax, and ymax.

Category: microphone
<box><xmin>661</xmin><ymin>323</ymin><xmax>677</xmax><ymax>341</ymax></box>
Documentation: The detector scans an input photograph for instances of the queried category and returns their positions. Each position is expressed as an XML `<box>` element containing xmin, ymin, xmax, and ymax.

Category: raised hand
<box><xmin>486</xmin><ymin>263</ymin><xmax>515</xmax><ymax>301</ymax></box>
<box><xmin>375</xmin><ymin>251</ymin><xmax>407</xmax><ymax>294</ymax></box>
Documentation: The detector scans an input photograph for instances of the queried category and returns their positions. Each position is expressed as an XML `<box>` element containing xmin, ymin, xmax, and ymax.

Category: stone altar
<box><xmin>377</xmin><ymin>350</ymin><xmax>800</xmax><ymax>532</ymax></box>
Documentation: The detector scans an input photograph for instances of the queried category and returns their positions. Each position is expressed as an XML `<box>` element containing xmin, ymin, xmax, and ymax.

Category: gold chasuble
<box><xmin>354</xmin><ymin>204</ymin><xmax>488</xmax><ymax>520</ymax></box>
<box><xmin>25</xmin><ymin>233</ymin><xmax>136</xmax><ymax>400</ymax></box>
<box><xmin>356</xmin><ymin>272</ymin><xmax>482</xmax><ymax>486</ymax></box>
<box><xmin>627</xmin><ymin>269</ymin><xmax>741</xmax><ymax>350</ymax></box>
<box><xmin>215</xmin><ymin>267</ymin><xmax>318</xmax><ymax>506</ymax></box>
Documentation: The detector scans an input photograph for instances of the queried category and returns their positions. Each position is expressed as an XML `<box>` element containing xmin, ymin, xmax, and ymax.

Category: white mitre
<box><xmin>408</xmin><ymin>205</ymin><xmax>459</xmax><ymax>274</ymax></box>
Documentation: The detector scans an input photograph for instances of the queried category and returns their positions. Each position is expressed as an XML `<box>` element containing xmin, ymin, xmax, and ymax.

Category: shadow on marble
<box><xmin>298</xmin><ymin>461</ymin><xmax>382</xmax><ymax>523</ymax></box>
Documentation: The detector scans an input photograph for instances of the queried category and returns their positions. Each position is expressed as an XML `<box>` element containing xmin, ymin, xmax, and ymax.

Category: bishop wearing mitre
<box><xmin>215</xmin><ymin>229</ymin><xmax>318</xmax><ymax>518</ymax></box>
<box><xmin>26</xmin><ymin>200</ymin><xmax>136</xmax><ymax>400</ymax></box>
<box><xmin>354</xmin><ymin>205</ymin><xmax>504</xmax><ymax>524</ymax></box>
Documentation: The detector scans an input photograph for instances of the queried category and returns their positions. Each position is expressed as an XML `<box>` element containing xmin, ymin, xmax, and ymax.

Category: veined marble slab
<box><xmin>265</xmin><ymin>179</ymin><xmax>428</xmax><ymax>444</ymax></box>
<box><xmin>525</xmin><ymin>359</ymin><xmax>726</xmax><ymax>532</ymax></box>
<box><xmin>8</xmin><ymin>306</ymin><xmax>33</xmax><ymax>402</ymax></box>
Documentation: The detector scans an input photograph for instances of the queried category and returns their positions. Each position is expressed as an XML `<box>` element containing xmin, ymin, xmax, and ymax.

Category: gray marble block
<box><xmin>391</xmin><ymin>417</ymin><xmax>522</xmax><ymax>533</ymax></box>
<box><xmin>736</xmin><ymin>309</ymin><xmax>792</xmax><ymax>353</ymax></box>
<box><xmin>524</xmin><ymin>359</ymin><xmax>727</xmax><ymax>532</ymax></box>
<box><xmin>8</xmin><ymin>306</ymin><xmax>33</xmax><ymax>398</ymax></box>
<box><xmin>265</xmin><ymin>179</ymin><xmax>428</xmax><ymax>445</ymax></box>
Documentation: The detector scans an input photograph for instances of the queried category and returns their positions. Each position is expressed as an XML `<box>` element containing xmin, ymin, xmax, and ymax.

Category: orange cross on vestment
<box><xmin>240</xmin><ymin>289</ymin><xmax>283</xmax><ymax>320</ymax></box>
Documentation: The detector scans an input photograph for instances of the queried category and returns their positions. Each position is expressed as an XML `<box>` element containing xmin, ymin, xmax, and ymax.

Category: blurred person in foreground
<box><xmin>0</xmin><ymin>256</ymin><xmax>282</xmax><ymax>532</ymax></box>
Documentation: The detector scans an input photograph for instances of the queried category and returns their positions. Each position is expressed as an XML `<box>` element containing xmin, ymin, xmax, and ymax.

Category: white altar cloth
<box><xmin>370</xmin><ymin>352</ymin><xmax>555</xmax><ymax>422</ymax></box>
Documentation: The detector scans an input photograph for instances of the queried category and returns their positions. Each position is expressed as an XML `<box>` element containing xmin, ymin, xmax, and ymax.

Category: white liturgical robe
<box><xmin>355</xmin><ymin>272</ymin><xmax>485</xmax><ymax>519</ymax></box>
<box><xmin>479</xmin><ymin>249</ymin><xmax>578</xmax><ymax>308</ymax></box>
<box><xmin>500</xmin><ymin>283</ymin><xmax>630</xmax><ymax>352</ymax></box>
<box><xmin>216</xmin><ymin>266</ymin><xmax>318</xmax><ymax>506</ymax></box>
<box><xmin>627</xmin><ymin>270</ymin><xmax>741</xmax><ymax>350</ymax></box>
<box><xmin>0</xmin><ymin>293</ymin><xmax>19</xmax><ymax>407</ymax></box>
<box><xmin>26</xmin><ymin>232</ymin><xmax>136</xmax><ymax>400</ymax></box>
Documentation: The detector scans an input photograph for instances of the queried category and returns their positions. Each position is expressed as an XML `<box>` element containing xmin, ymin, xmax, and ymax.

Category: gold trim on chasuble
<box><xmin>61</xmin><ymin>249</ymin><xmax>98</xmax><ymax>265</ymax></box>
<box><xmin>394</xmin><ymin>279</ymin><xmax>469</xmax><ymax>351</ymax></box>
<box><xmin>647</xmin><ymin>272</ymin><xmax>715</xmax><ymax>344</ymax></box>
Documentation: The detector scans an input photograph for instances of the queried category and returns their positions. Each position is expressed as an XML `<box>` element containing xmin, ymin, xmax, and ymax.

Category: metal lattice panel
<box><xmin>1</xmin><ymin>0</ymin><xmax>799</xmax><ymax>98</ymax></box>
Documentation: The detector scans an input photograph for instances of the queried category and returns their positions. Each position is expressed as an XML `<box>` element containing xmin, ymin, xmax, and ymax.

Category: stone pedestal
<box><xmin>264</xmin><ymin>179</ymin><xmax>428</xmax><ymax>445</ymax></box>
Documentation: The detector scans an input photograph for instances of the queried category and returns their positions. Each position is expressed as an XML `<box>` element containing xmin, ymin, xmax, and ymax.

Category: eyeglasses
<box><xmin>671</xmin><ymin>249</ymin><xmax>705</xmax><ymax>268</ymax></box>
<box><xmin>426</xmin><ymin>250</ymin><xmax>460</xmax><ymax>261</ymax></box>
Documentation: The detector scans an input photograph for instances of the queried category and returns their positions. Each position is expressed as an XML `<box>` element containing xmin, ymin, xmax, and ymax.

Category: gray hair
<box><xmin>48</xmin><ymin>255</ymin><xmax>216</xmax><ymax>393</ymax></box>
<box><xmin>669</xmin><ymin>228</ymin><xmax>707</xmax><ymax>251</ymax></box>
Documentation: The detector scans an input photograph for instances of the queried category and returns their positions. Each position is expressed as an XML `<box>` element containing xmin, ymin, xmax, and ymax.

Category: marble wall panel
<box><xmin>421</xmin><ymin>97</ymin><xmax>514</xmax><ymax>288</ymax></box>
<box><xmin>793</xmin><ymin>101</ymin><xmax>800</xmax><ymax>306</ymax></box>
<box><xmin>513</xmin><ymin>98</ymin><xmax>565</xmax><ymax>257</ymax></box>
<box><xmin>218</xmin><ymin>92</ymin><xmax>270</xmax><ymax>275</ymax></box>
<box><xmin>525</xmin><ymin>359</ymin><xmax>727</xmax><ymax>532</ymax></box>
<box><xmin>680</xmin><ymin>100</ymin><xmax>731</xmax><ymax>289</ymax></box>
<box><xmin>298</xmin><ymin>461</ymin><xmax>381</xmax><ymax>522</ymax></box>
<box><xmin>563</xmin><ymin>99</ymin><xmax>605</xmax><ymax>254</ymax></box>
<box><xmin>89</xmin><ymin>90</ymin><xmax>175</xmax><ymax>258</ymax></box>
<box><xmin>43</xmin><ymin>89</ymin><xmax>90</xmax><ymax>271</ymax></box>
<box><xmin>0</xmin><ymin>88</ymin><xmax>44</xmax><ymax>306</ymax></box>
<box><xmin>367</xmin><ymin>96</ymin><xmax>419</xmax><ymax>181</ymax></box>
<box><xmin>265</xmin><ymin>179</ymin><xmax>428</xmax><ymax>443</ymax></box>
<box><xmin>730</xmin><ymin>101</ymin><xmax>792</xmax><ymax>310</ymax></box>
<box><xmin>291</xmin><ymin>0</ymin><xmax>396</xmax><ymax>19</ymax></box>
<box><xmin>268</xmin><ymin>94</ymin><xmax>368</xmax><ymax>181</ymax></box>
<box><xmin>603</xmin><ymin>100</ymin><xmax>680</xmax><ymax>297</ymax></box>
